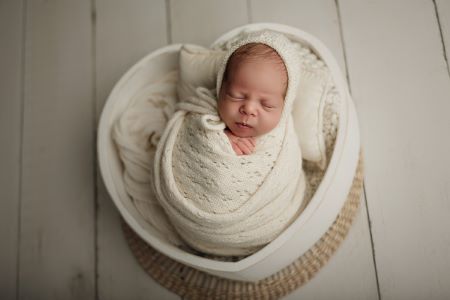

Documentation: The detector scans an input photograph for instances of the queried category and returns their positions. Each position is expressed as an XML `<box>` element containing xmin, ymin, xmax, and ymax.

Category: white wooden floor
<box><xmin>1</xmin><ymin>0</ymin><xmax>450</xmax><ymax>299</ymax></box>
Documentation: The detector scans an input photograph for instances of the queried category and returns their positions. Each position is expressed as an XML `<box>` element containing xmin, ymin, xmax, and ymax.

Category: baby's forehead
<box><xmin>228</xmin><ymin>43</ymin><xmax>285</xmax><ymax>66</ymax></box>
<box><xmin>225</xmin><ymin>43</ymin><xmax>288</xmax><ymax>82</ymax></box>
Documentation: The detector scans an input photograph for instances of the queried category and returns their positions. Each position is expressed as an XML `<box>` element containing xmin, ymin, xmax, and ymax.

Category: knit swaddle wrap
<box><xmin>153</xmin><ymin>30</ymin><xmax>306</xmax><ymax>256</ymax></box>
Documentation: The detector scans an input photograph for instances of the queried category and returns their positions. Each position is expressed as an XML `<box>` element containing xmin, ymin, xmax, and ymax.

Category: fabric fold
<box><xmin>152</xmin><ymin>30</ymin><xmax>307</xmax><ymax>256</ymax></box>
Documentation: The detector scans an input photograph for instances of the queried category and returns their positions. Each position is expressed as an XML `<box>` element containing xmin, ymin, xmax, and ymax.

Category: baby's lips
<box><xmin>236</xmin><ymin>121</ymin><xmax>252</xmax><ymax>127</ymax></box>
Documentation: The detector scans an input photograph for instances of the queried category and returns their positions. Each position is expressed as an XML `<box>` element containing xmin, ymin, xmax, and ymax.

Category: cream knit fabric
<box><xmin>153</xmin><ymin>30</ymin><xmax>306</xmax><ymax>256</ymax></box>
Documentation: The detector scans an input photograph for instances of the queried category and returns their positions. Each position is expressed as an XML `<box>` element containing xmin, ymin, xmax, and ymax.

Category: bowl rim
<box><xmin>98</xmin><ymin>22</ymin><xmax>356</xmax><ymax>273</ymax></box>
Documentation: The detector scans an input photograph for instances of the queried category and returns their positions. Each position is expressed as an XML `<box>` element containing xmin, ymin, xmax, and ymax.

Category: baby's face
<box><xmin>218</xmin><ymin>58</ymin><xmax>287</xmax><ymax>138</ymax></box>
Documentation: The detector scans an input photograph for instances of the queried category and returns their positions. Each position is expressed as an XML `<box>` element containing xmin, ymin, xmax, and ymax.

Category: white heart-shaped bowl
<box><xmin>97</xmin><ymin>23</ymin><xmax>360</xmax><ymax>282</ymax></box>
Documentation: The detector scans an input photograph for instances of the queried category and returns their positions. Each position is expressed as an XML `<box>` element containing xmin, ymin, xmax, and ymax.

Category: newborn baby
<box><xmin>218</xmin><ymin>42</ymin><xmax>288</xmax><ymax>155</ymax></box>
<box><xmin>153</xmin><ymin>30</ymin><xmax>306</xmax><ymax>256</ymax></box>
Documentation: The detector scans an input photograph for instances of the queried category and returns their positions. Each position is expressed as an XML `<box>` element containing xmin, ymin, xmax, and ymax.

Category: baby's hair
<box><xmin>223</xmin><ymin>43</ymin><xmax>288</xmax><ymax>93</ymax></box>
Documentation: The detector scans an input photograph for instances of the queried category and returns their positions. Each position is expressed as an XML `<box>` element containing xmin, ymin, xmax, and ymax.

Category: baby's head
<box><xmin>218</xmin><ymin>43</ymin><xmax>288</xmax><ymax>138</ymax></box>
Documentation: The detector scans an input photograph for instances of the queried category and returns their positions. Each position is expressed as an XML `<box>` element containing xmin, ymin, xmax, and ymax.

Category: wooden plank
<box><xmin>251</xmin><ymin>1</ymin><xmax>379</xmax><ymax>299</ymax></box>
<box><xmin>339</xmin><ymin>0</ymin><xmax>450</xmax><ymax>299</ymax></box>
<box><xmin>18</xmin><ymin>1</ymin><xmax>96</xmax><ymax>299</ymax></box>
<box><xmin>0</xmin><ymin>0</ymin><xmax>23</xmax><ymax>298</ymax></box>
<box><xmin>170</xmin><ymin>0</ymin><xmax>248</xmax><ymax>46</ymax></box>
<box><xmin>436</xmin><ymin>0</ymin><xmax>450</xmax><ymax>70</ymax></box>
<box><xmin>95</xmin><ymin>1</ymin><xmax>179</xmax><ymax>299</ymax></box>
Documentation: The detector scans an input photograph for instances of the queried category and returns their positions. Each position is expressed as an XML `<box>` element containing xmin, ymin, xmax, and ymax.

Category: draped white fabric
<box><xmin>153</xmin><ymin>85</ymin><xmax>306</xmax><ymax>255</ymax></box>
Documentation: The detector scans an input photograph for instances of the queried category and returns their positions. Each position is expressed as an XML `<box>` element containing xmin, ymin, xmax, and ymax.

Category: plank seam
<box><xmin>362</xmin><ymin>183</ymin><xmax>382</xmax><ymax>300</ymax></box>
<box><xmin>334</xmin><ymin>0</ymin><xmax>351</xmax><ymax>92</ymax></box>
<box><xmin>16</xmin><ymin>0</ymin><xmax>28</xmax><ymax>299</ymax></box>
<box><xmin>432</xmin><ymin>0</ymin><xmax>450</xmax><ymax>79</ymax></box>
<box><xmin>335</xmin><ymin>1</ymin><xmax>381</xmax><ymax>299</ymax></box>
<box><xmin>90</xmin><ymin>1</ymin><xmax>99</xmax><ymax>299</ymax></box>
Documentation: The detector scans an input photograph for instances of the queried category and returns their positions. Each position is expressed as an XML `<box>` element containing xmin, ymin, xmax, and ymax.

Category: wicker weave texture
<box><xmin>122</xmin><ymin>150</ymin><xmax>364</xmax><ymax>299</ymax></box>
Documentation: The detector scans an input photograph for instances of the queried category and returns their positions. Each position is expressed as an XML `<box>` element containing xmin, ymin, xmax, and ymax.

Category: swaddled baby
<box><xmin>153</xmin><ymin>30</ymin><xmax>306</xmax><ymax>256</ymax></box>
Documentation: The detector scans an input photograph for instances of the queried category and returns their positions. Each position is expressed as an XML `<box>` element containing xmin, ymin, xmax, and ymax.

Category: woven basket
<box><xmin>121</xmin><ymin>149</ymin><xmax>364</xmax><ymax>299</ymax></box>
<box><xmin>98</xmin><ymin>22</ymin><xmax>362</xmax><ymax>283</ymax></box>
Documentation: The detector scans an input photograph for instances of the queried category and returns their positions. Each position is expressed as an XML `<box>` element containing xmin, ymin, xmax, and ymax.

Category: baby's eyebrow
<box><xmin>261</xmin><ymin>95</ymin><xmax>284</xmax><ymax>102</ymax></box>
<box><xmin>261</xmin><ymin>88</ymin><xmax>288</xmax><ymax>98</ymax></box>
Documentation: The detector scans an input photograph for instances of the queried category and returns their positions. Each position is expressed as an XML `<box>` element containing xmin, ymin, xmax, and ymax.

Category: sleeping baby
<box><xmin>219</xmin><ymin>42</ymin><xmax>287</xmax><ymax>155</ymax></box>
<box><xmin>152</xmin><ymin>30</ymin><xmax>306</xmax><ymax>256</ymax></box>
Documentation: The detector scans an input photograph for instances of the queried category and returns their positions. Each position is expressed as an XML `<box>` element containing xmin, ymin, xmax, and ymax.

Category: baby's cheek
<box><xmin>218</xmin><ymin>103</ymin><xmax>234</xmax><ymax>127</ymax></box>
<box><xmin>259</xmin><ymin>114</ymin><xmax>281</xmax><ymax>135</ymax></box>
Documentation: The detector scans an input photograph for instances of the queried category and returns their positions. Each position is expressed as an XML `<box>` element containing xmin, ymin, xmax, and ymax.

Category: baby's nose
<box><xmin>240</xmin><ymin>103</ymin><xmax>257</xmax><ymax>116</ymax></box>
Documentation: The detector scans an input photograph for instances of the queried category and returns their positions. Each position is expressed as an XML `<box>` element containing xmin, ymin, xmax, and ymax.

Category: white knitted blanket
<box><xmin>153</xmin><ymin>86</ymin><xmax>306</xmax><ymax>256</ymax></box>
<box><xmin>112</xmin><ymin>36</ymin><xmax>342</xmax><ymax>260</ymax></box>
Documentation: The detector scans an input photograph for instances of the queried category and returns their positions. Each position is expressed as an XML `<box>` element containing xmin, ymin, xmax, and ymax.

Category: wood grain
<box><xmin>18</xmin><ymin>1</ymin><xmax>95</xmax><ymax>299</ymax></box>
<box><xmin>339</xmin><ymin>0</ymin><xmax>450</xmax><ymax>299</ymax></box>
<box><xmin>169</xmin><ymin>0</ymin><xmax>248</xmax><ymax>46</ymax></box>
<box><xmin>95</xmin><ymin>0</ymin><xmax>179</xmax><ymax>299</ymax></box>
<box><xmin>0</xmin><ymin>0</ymin><xmax>24</xmax><ymax>299</ymax></box>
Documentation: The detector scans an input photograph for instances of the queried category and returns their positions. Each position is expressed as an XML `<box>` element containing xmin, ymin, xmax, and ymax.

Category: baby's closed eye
<box><xmin>227</xmin><ymin>93</ymin><xmax>245</xmax><ymax>100</ymax></box>
<box><xmin>262</xmin><ymin>103</ymin><xmax>275</xmax><ymax>108</ymax></box>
